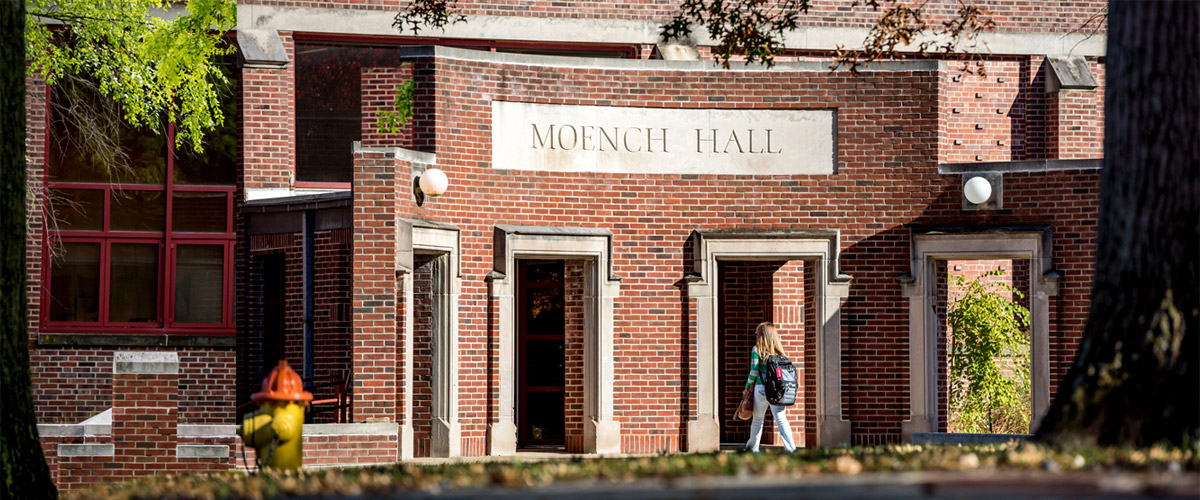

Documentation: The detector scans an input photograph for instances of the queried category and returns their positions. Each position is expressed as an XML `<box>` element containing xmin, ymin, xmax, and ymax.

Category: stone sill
<box><xmin>38</xmin><ymin>333</ymin><xmax>235</xmax><ymax>348</ymax></box>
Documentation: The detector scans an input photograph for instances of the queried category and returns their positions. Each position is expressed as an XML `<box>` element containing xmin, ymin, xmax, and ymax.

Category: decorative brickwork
<box><xmin>942</xmin><ymin>57</ymin><xmax>1105</xmax><ymax>163</ymax></box>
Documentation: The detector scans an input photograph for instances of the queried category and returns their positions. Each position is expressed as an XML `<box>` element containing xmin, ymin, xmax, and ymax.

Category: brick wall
<box><xmin>383</xmin><ymin>53</ymin><xmax>1101</xmax><ymax>451</ymax></box>
<box><xmin>241</xmin><ymin>0</ymin><xmax>1107</xmax><ymax>34</ymax></box>
<box><xmin>942</xmin><ymin>56</ymin><xmax>1105</xmax><ymax>163</ymax></box>
<box><xmin>362</xmin><ymin>66</ymin><xmax>417</xmax><ymax>150</ymax></box>
<box><xmin>31</xmin><ymin>348</ymin><xmax>234</xmax><ymax>425</ymax></box>
<box><xmin>563</xmin><ymin>260</ymin><xmax>585</xmax><ymax>453</ymax></box>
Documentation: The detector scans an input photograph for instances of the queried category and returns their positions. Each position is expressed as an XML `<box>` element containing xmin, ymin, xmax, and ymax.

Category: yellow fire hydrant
<box><xmin>238</xmin><ymin>360</ymin><xmax>313</xmax><ymax>470</ymax></box>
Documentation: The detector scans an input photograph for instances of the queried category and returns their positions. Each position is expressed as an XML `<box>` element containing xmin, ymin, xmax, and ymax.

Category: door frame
<box><xmin>686</xmin><ymin>229</ymin><xmax>852</xmax><ymax>451</ymax></box>
<box><xmin>900</xmin><ymin>228</ymin><xmax>1057</xmax><ymax>439</ymax></box>
<box><xmin>487</xmin><ymin>225</ymin><xmax>622</xmax><ymax>455</ymax></box>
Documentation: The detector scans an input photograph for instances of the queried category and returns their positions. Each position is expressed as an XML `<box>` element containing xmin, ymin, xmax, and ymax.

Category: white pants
<box><xmin>745</xmin><ymin>384</ymin><xmax>797</xmax><ymax>452</ymax></box>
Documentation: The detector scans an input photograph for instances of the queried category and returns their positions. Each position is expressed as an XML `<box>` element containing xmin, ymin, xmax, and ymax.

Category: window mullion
<box><xmin>99</xmin><ymin>241</ymin><xmax>110</xmax><ymax>325</ymax></box>
<box><xmin>165</xmin><ymin>121</ymin><xmax>175</xmax><ymax>328</ymax></box>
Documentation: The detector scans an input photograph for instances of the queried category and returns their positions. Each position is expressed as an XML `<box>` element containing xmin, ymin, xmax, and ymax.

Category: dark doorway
<box><xmin>262</xmin><ymin>254</ymin><xmax>286</xmax><ymax>374</ymax></box>
<box><xmin>517</xmin><ymin>260</ymin><xmax>566</xmax><ymax>448</ymax></box>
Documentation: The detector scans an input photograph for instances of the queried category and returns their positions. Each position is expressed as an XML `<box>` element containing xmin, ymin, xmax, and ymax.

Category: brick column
<box><xmin>112</xmin><ymin>351</ymin><xmax>179</xmax><ymax>479</ymax></box>
<box><xmin>241</xmin><ymin>31</ymin><xmax>294</xmax><ymax>192</ymax></box>
<box><xmin>1047</xmin><ymin>90</ymin><xmax>1102</xmax><ymax>159</ymax></box>
<box><xmin>351</xmin><ymin>149</ymin><xmax>398</xmax><ymax>421</ymax></box>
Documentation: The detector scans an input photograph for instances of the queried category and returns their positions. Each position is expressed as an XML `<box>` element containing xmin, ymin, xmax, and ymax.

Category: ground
<box><xmin>61</xmin><ymin>442</ymin><xmax>1198</xmax><ymax>499</ymax></box>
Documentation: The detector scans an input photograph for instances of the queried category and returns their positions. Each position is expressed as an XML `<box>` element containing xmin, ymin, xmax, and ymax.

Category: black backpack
<box><xmin>760</xmin><ymin>354</ymin><xmax>798</xmax><ymax>406</ymax></box>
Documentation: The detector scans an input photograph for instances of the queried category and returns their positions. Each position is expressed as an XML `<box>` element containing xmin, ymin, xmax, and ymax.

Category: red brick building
<box><xmin>26</xmin><ymin>0</ymin><xmax>1106</xmax><ymax>487</ymax></box>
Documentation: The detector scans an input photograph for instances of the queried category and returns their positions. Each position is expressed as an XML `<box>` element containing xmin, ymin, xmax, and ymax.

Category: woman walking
<box><xmin>742</xmin><ymin>322</ymin><xmax>797</xmax><ymax>452</ymax></box>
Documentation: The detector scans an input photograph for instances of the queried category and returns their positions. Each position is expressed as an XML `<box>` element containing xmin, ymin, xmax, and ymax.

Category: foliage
<box><xmin>946</xmin><ymin>270</ymin><xmax>1031</xmax><ymax>434</ymax></box>
<box><xmin>395</xmin><ymin>0</ymin><xmax>466</xmax><ymax>35</ymax></box>
<box><xmin>25</xmin><ymin>0</ymin><xmax>237</xmax><ymax>152</ymax></box>
<box><xmin>374</xmin><ymin>70</ymin><xmax>415</xmax><ymax>136</ymax></box>
<box><xmin>660</xmin><ymin>0</ymin><xmax>809</xmax><ymax>69</ymax></box>
<box><xmin>659</xmin><ymin>0</ymin><xmax>994</xmax><ymax>72</ymax></box>
<box><xmin>63</xmin><ymin>442</ymin><xmax>1198</xmax><ymax>499</ymax></box>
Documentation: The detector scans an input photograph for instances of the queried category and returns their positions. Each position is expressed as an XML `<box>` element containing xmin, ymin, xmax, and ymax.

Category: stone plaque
<box><xmin>491</xmin><ymin>101</ymin><xmax>835</xmax><ymax>175</ymax></box>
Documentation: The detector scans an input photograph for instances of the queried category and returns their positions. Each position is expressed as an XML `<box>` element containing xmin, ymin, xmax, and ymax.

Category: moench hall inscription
<box><xmin>492</xmin><ymin>101</ymin><xmax>835</xmax><ymax>175</ymax></box>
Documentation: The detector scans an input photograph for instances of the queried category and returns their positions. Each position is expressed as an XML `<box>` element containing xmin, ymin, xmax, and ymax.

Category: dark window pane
<box><xmin>50</xmin><ymin>189</ymin><xmax>104</xmax><ymax>231</ymax></box>
<box><xmin>174</xmin><ymin>54</ymin><xmax>238</xmax><ymax>186</ymax></box>
<box><xmin>174</xmin><ymin>245</ymin><xmax>225</xmax><ymax>324</ymax></box>
<box><xmin>526</xmin><ymin>288</ymin><xmax>564</xmax><ymax>335</ymax></box>
<box><xmin>172</xmin><ymin>192</ymin><xmax>227</xmax><ymax>233</ymax></box>
<box><xmin>111</xmin><ymin>190</ymin><xmax>164</xmax><ymax>232</ymax></box>
<box><xmin>47</xmin><ymin>81</ymin><xmax>167</xmax><ymax>185</ymax></box>
<box><xmin>524</xmin><ymin>340</ymin><xmax>565</xmax><ymax>387</ymax></box>
<box><xmin>523</xmin><ymin>392</ymin><xmax>565</xmax><ymax>441</ymax></box>
<box><xmin>109</xmin><ymin>244</ymin><xmax>158</xmax><ymax>323</ymax></box>
<box><xmin>49</xmin><ymin>243</ymin><xmax>100</xmax><ymax>322</ymax></box>
<box><xmin>295</xmin><ymin>43</ymin><xmax>404</xmax><ymax>183</ymax></box>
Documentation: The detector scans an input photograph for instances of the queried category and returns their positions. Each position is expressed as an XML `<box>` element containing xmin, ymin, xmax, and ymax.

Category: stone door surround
<box><xmin>685</xmin><ymin>229</ymin><xmax>853</xmax><ymax>451</ymax></box>
<box><xmin>487</xmin><ymin>225</ymin><xmax>622</xmax><ymax>455</ymax></box>
<box><xmin>397</xmin><ymin>218</ymin><xmax>462</xmax><ymax>458</ymax></box>
<box><xmin>899</xmin><ymin>227</ymin><xmax>1058</xmax><ymax>440</ymax></box>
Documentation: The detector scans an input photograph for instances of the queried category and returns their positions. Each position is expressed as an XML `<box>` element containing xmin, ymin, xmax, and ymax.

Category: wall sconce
<box><xmin>414</xmin><ymin>167</ymin><xmax>448</xmax><ymax>207</ymax></box>
<box><xmin>962</xmin><ymin>173</ymin><xmax>1002</xmax><ymax>210</ymax></box>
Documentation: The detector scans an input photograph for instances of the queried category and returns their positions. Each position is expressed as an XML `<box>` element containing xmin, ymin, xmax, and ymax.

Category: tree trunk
<box><xmin>2</xmin><ymin>1</ymin><xmax>58</xmax><ymax>498</ymax></box>
<box><xmin>1035</xmin><ymin>0</ymin><xmax>1199</xmax><ymax>446</ymax></box>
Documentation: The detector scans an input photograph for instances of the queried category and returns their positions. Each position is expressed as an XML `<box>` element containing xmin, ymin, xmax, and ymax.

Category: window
<box><xmin>295</xmin><ymin>42</ymin><xmax>405</xmax><ymax>184</ymax></box>
<box><xmin>43</xmin><ymin>57</ymin><xmax>237</xmax><ymax>334</ymax></box>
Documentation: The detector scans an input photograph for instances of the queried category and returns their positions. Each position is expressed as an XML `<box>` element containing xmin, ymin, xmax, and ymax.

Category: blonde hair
<box><xmin>754</xmin><ymin>322</ymin><xmax>787</xmax><ymax>358</ymax></box>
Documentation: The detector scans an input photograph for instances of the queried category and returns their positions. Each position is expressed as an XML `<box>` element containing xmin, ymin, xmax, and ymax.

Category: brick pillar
<box><xmin>112</xmin><ymin>351</ymin><xmax>179</xmax><ymax>479</ymax></box>
<box><xmin>351</xmin><ymin>149</ymin><xmax>398</xmax><ymax>421</ymax></box>
<box><xmin>1047</xmin><ymin>90</ymin><xmax>1102</xmax><ymax>159</ymax></box>
<box><xmin>241</xmin><ymin>31</ymin><xmax>294</xmax><ymax>192</ymax></box>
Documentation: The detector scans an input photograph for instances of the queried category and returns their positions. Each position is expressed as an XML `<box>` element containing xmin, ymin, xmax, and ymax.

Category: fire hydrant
<box><xmin>238</xmin><ymin>360</ymin><xmax>313</xmax><ymax>470</ymax></box>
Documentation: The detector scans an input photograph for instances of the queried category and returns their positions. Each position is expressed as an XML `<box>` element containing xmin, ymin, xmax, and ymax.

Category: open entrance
<box><xmin>716</xmin><ymin>260</ymin><xmax>815</xmax><ymax>448</ymax></box>
<box><xmin>901</xmin><ymin>229</ymin><xmax>1055</xmax><ymax>440</ymax></box>
<box><xmin>516</xmin><ymin>260</ymin><xmax>567</xmax><ymax>449</ymax></box>
<box><xmin>936</xmin><ymin>258</ymin><xmax>1032</xmax><ymax>434</ymax></box>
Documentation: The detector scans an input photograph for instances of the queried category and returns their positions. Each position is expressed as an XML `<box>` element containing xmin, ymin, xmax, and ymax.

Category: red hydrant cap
<box><xmin>252</xmin><ymin>360</ymin><xmax>314</xmax><ymax>403</ymax></box>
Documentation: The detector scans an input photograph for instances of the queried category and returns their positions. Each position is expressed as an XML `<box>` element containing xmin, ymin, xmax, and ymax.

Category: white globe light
<box><xmin>963</xmin><ymin>176</ymin><xmax>992</xmax><ymax>205</ymax></box>
<box><xmin>419</xmin><ymin>168</ymin><xmax>449</xmax><ymax>197</ymax></box>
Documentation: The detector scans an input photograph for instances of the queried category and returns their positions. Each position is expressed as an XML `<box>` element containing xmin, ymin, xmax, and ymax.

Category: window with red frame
<box><xmin>43</xmin><ymin>58</ymin><xmax>238</xmax><ymax>334</ymax></box>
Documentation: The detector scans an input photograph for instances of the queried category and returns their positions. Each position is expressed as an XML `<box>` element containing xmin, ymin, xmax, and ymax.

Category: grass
<box><xmin>64</xmin><ymin>442</ymin><xmax>1197</xmax><ymax>499</ymax></box>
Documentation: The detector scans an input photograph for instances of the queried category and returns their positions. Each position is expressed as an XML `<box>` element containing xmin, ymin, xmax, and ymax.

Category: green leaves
<box><xmin>26</xmin><ymin>0</ymin><xmax>236</xmax><ymax>152</ymax></box>
<box><xmin>947</xmin><ymin>269</ymin><xmax>1032</xmax><ymax>434</ymax></box>
<box><xmin>375</xmin><ymin>71</ymin><xmax>415</xmax><ymax>136</ymax></box>
<box><xmin>660</xmin><ymin>0</ymin><xmax>809</xmax><ymax>69</ymax></box>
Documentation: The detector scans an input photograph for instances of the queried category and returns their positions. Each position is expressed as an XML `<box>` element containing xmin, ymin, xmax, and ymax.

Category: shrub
<box><xmin>946</xmin><ymin>270</ymin><xmax>1031</xmax><ymax>434</ymax></box>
